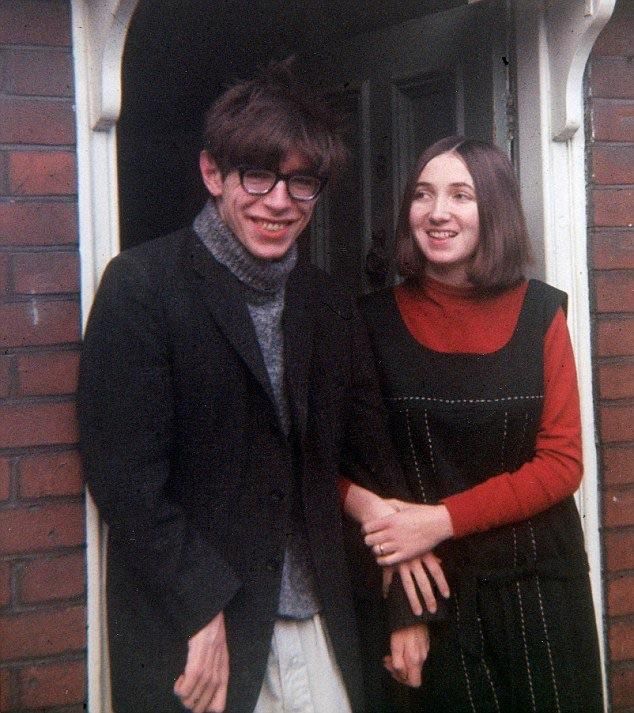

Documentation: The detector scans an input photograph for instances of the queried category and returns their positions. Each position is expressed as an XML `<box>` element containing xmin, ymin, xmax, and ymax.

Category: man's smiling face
<box><xmin>200</xmin><ymin>151</ymin><xmax>317</xmax><ymax>261</ymax></box>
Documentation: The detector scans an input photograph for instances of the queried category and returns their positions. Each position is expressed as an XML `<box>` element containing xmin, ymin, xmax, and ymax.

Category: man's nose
<box><xmin>262</xmin><ymin>179</ymin><xmax>294</xmax><ymax>210</ymax></box>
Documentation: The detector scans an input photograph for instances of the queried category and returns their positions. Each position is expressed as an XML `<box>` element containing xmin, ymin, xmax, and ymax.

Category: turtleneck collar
<box><xmin>193</xmin><ymin>198</ymin><xmax>298</xmax><ymax>295</ymax></box>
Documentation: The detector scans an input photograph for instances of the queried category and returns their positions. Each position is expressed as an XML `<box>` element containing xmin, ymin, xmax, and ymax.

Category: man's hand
<box><xmin>364</xmin><ymin>502</ymin><xmax>454</xmax><ymax>565</ymax></box>
<box><xmin>340</xmin><ymin>480</ymin><xmax>397</xmax><ymax>524</ymax></box>
<box><xmin>383</xmin><ymin>552</ymin><xmax>450</xmax><ymax>615</ymax></box>
<box><xmin>173</xmin><ymin>611</ymin><xmax>229</xmax><ymax>713</ymax></box>
<box><xmin>383</xmin><ymin>624</ymin><xmax>429</xmax><ymax>688</ymax></box>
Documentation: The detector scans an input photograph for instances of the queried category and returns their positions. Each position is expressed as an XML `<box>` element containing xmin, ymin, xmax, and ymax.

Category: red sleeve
<box><xmin>442</xmin><ymin>308</ymin><xmax>583</xmax><ymax>538</ymax></box>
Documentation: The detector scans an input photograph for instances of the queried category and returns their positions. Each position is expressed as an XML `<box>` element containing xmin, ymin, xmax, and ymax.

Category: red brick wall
<box><xmin>588</xmin><ymin>1</ymin><xmax>634</xmax><ymax>710</ymax></box>
<box><xmin>0</xmin><ymin>1</ymin><xmax>85</xmax><ymax>711</ymax></box>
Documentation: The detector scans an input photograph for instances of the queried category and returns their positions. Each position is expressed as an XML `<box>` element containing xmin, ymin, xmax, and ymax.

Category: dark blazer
<box><xmin>78</xmin><ymin>228</ymin><xmax>403</xmax><ymax>713</ymax></box>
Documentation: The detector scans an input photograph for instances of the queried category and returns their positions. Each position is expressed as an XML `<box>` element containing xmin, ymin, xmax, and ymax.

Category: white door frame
<box><xmin>70</xmin><ymin>1</ymin><xmax>615</xmax><ymax>710</ymax></box>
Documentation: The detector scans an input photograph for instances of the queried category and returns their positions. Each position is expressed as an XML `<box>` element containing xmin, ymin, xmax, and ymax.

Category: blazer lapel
<box><xmin>181</xmin><ymin>231</ymin><xmax>276</xmax><ymax>407</ymax></box>
<box><xmin>283</xmin><ymin>265</ymin><xmax>315</xmax><ymax>440</ymax></box>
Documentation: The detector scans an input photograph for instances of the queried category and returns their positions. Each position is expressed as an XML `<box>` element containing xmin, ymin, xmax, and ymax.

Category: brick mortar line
<box><xmin>0</xmin><ymin>292</ymin><xmax>82</xmax><ymax>301</ymax></box>
<box><xmin>602</xmin><ymin>523</ymin><xmax>634</xmax><ymax>533</ymax></box>
<box><xmin>0</xmin><ymin>144</ymin><xmax>76</xmax><ymax>151</ymax></box>
<box><xmin>0</xmin><ymin>246</ymin><xmax>79</xmax><ymax>253</ymax></box>
<box><xmin>0</xmin><ymin>196</ymin><xmax>77</xmax><ymax>203</ymax></box>
<box><xmin>591</xmin><ymin>184</ymin><xmax>634</xmax><ymax>190</ymax></box>
<box><xmin>0</xmin><ymin>545</ymin><xmax>86</xmax><ymax>564</ymax></box>
<box><xmin>597</xmin><ymin>356</ymin><xmax>634</xmax><ymax>365</ymax></box>
<box><xmin>0</xmin><ymin>95</ymin><xmax>74</xmax><ymax>102</ymax></box>
<box><xmin>0</xmin><ymin>445</ymin><xmax>82</xmax><ymax>459</ymax></box>
<box><xmin>0</xmin><ymin>654</ymin><xmax>86</xmax><ymax>670</ymax></box>
<box><xmin>0</xmin><ymin>344</ymin><xmax>81</xmax><ymax>354</ymax></box>
<box><xmin>2</xmin><ymin>595</ymin><xmax>87</xmax><ymax>616</ymax></box>
<box><xmin>0</xmin><ymin>44</ymin><xmax>72</xmax><ymax>52</ymax></box>
<box><xmin>0</xmin><ymin>493</ymin><xmax>85</xmax><ymax>508</ymax></box>
<box><xmin>0</xmin><ymin>292</ymin><xmax>80</xmax><ymax>302</ymax></box>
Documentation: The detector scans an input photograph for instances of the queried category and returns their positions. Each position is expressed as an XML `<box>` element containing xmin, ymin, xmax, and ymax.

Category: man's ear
<box><xmin>199</xmin><ymin>151</ymin><xmax>224</xmax><ymax>197</ymax></box>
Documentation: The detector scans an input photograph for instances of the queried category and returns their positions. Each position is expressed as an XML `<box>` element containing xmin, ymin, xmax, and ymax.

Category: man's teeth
<box><xmin>258</xmin><ymin>221</ymin><xmax>286</xmax><ymax>231</ymax></box>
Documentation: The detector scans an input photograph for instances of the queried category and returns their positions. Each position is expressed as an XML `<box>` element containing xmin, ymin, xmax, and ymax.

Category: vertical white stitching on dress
<box><xmin>477</xmin><ymin>613</ymin><xmax>501</xmax><ymax>712</ymax></box>
<box><xmin>530</xmin><ymin>523</ymin><xmax>562</xmax><ymax>713</ymax></box>
<box><xmin>455</xmin><ymin>599</ymin><xmax>477</xmax><ymax>713</ymax></box>
<box><xmin>501</xmin><ymin>411</ymin><xmax>508</xmax><ymax>472</ymax></box>
<box><xmin>406</xmin><ymin>408</ymin><xmax>428</xmax><ymax>502</ymax></box>
<box><xmin>519</xmin><ymin>411</ymin><xmax>529</xmax><ymax>454</ymax></box>
<box><xmin>514</xmin><ymin>528</ymin><xmax>537</xmax><ymax>712</ymax></box>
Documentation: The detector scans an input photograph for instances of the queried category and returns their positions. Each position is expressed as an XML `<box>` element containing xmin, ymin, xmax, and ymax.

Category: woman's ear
<box><xmin>199</xmin><ymin>151</ymin><xmax>224</xmax><ymax>197</ymax></box>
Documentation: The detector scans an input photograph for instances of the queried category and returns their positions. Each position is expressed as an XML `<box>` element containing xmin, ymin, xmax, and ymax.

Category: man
<box><xmin>78</xmin><ymin>62</ymin><xmax>434</xmax><ymax>713</ymax></box>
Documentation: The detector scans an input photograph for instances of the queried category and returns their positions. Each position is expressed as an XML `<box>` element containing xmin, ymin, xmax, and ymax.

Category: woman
<box><xmin>344</xmin><ymin>136</ymin><xmax>603</xmax><ymax>712</ymax></box>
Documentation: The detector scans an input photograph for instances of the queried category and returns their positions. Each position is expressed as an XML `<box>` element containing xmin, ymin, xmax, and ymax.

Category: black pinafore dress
<box><xmin>360</xmin><ymin>280</ymin><xmax>603</xmax><ymax>713</ymax></box>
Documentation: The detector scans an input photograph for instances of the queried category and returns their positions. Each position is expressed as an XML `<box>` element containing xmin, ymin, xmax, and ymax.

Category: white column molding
<box><xmin>515</xmin><ymin>2</ymin><xmax>614</xmax><ymax>708</ymax></box>
<box><xmin>71</xmin><ymin>1</ymin><xmax>139</xmax><ymax>710</ymax></box>
<box><xmin>547</xmin><ymin>0</ymin><xmax>617</xmax><ymax>141</ymax></box>
<box><xmin>75</xmin><ymin>0</ymin><xmax>138</xmax><ymax>131</ymax></box>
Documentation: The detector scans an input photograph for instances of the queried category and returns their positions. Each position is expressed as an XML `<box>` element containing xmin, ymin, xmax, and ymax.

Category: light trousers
<box><xmin>253</xmin><ymin>614</ymin><xmax>353</xmax><ymax>713</ymax></box>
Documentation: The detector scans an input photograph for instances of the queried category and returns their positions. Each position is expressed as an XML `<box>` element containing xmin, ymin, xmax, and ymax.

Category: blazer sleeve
<box><xmin>342</xmin><ymin>304</ymin><xmax>446</xmax><ymax>628</ymax></box>
<box><xmin>78</xmin><ymin>253</ymin><xmax>241</xmax><ymax>639</ymax></box>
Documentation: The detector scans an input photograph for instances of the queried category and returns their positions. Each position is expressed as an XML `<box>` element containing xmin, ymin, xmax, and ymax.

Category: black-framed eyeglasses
<box><xmin>237</xmin><ymin>166</ymin><xmax>326</xmax><ymax>201</ymax></box>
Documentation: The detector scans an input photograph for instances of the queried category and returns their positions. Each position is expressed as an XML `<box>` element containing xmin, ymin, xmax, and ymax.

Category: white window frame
<box><xmin>71</xmin><ymin>2</ymin><xmax>615</xmax><ymax>709</ymax></box>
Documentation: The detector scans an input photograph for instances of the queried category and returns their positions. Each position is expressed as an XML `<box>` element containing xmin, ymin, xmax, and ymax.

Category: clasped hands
<box><xmin>362</xmin><ymin>498</ymin><xmax>454</xmax><ymax>688</ymax></box>
<box><xmin>363</xmin><ymin>497</ymin><xmax>453</xmax><ymax>613</ymax></box>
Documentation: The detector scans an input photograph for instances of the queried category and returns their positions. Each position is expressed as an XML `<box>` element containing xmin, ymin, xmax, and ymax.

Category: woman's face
<box><xmin>409</xmin><ymin>151</ymin><xmax>480</xmax><ymax>287</ymax></box>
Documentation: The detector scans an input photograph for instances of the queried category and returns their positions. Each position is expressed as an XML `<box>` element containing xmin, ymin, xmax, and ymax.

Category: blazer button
<box><xmin>266</xmin><ymin>557</ymin><xmax>281</xmax><ymax>572</ymax></box>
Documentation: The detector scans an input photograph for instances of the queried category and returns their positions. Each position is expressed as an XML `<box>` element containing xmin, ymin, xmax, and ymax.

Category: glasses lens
<box><xmin>242</xmin><ymin>169</ymin><xmax>276</xmax><ymax>194</ymax></box>
<box><xmin>288</xmin><ymin>175</ymin><xmax>322</xmax><ymax>200</ymax></box>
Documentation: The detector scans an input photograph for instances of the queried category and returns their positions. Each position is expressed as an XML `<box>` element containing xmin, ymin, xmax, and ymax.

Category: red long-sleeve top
<box><xmin>394</xmin><ymin>278</ymin><xmax>583</xmax><ymax>538</ymax></box>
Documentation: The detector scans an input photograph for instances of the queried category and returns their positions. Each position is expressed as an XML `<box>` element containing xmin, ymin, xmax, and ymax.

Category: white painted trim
<box><xmin>515</xmin><ymin>1</ymin><xmax>616</xmax><ymax>708</ymax></box>
<box><xmin>547</xmin><ymin>0</ymin><xmax>617</xmax><ymax>141</ymax></box>
<box><xmin>71</xmin><ymin>1</ymin><xmax>139</xmax><ymax>710</ymax></box>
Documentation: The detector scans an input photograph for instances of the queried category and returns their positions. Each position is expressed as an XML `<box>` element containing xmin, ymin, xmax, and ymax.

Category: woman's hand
<box><xmin>384</xmin><ymin>623</ymin><xmax>430</xmax><ymax>687</ymax></box>
<box><xmin>383</xmin><ymin>552</ymin><xmax>450</xmax><ymax>615</ymax></box>
<box><xmin>363</xmin><ymin>502</ymin><xmax>454</xmax><ymax>565</ymax></box>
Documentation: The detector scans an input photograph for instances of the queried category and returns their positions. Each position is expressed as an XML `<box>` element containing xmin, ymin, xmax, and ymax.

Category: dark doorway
<box><xmin>118</xmin><ymin>0</ymin><xmax>509</xmax><ymax>293</ymax></box>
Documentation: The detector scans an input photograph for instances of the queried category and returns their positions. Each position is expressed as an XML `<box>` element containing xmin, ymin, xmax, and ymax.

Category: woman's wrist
<box><xmin>434</xmin><ymin>504</ymin><xmax>454</xmax><ymax>541</ymax></box>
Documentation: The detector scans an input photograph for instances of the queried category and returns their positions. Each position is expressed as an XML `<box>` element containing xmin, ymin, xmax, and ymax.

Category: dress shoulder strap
<box><xmin>524</xmin><ymin>279</ymin><xmax>568</xmax><ymax>330</ymax></box>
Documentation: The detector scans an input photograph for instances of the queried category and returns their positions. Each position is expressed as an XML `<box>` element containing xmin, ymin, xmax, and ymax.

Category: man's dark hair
<box><xmin>396</xmin><ymin>136</ymin><xmax>532</xmax><ymax>294</ymax></box>
<box><xmin>203</xmin><ymin>59</ymin><xmax>348</xmax><ymax>182</ymax></box>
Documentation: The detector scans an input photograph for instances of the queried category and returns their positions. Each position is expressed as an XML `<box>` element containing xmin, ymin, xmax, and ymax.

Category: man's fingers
<box><xmin>398</xmin><ymin>565</ymin><xmax>423</xmax><ymax>616</ymax></box>
<box><xmin>390</xmin><ymin>638</ymin><xmax>406</xmax><ymax>678</ymax></box>
<box><xmin>174</xmin><ymin>613</ymin><xmax>229</xmax><ymax>712</ymax></box>
<box><xmin>207</xmin><ymin>647</ymin><xmax>229</xmax><ymax>712</ymax></box>
<box><xmin>409</xmin><ymin>562</ymin><xmax>437</xmax><ymax>614</ymax></box>
<box><xmin>404</xmin><ymin>662</ymin><xmax>422</xmax><ymax>688</ymax></box>
<box><xmin>207</xmin><ymin>675</ymin><xmax>228</xmax><ymax>713</ymax></box>
<box><xmin>422</xmin><ymin>552</ymin><xmax>450</xmax><ymax>598</ymax></box>
<box><xmin>382</xmin><ymin>566</ymin><xmax>395</xmax><ymax>598</ymax></box>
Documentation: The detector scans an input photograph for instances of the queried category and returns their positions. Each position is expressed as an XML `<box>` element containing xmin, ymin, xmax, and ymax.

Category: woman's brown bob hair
<box><xmin>203</xmin><ymin>59</ymin><xmax>348</xmax><ymax>182</ymax></box>
<box><xmin>396</xmin><ymin>136</ymin><xmax>532</xmax><ymax>294</ymax></box>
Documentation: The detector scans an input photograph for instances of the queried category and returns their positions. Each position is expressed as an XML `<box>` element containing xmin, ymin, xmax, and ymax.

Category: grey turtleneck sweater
<box><xmin>193</xmin><ymin>199</ymin><xmax>320</xmax><ymax>619</ymax></box>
